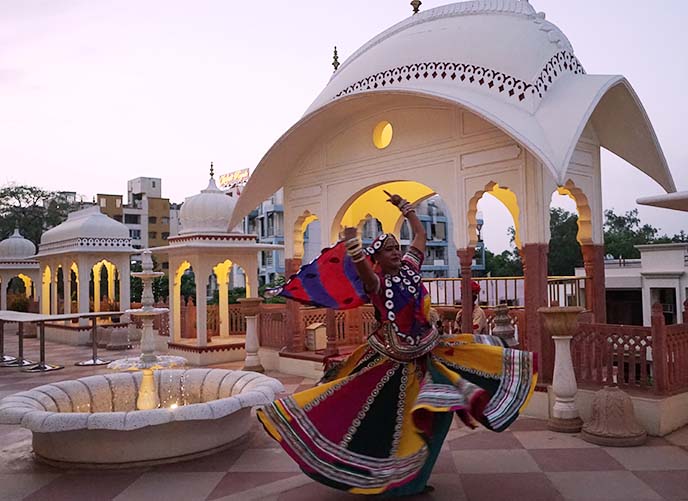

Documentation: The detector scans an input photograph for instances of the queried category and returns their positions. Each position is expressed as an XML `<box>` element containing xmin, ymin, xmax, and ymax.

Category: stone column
<box><xmin>63</xmin><ymin>264</ymin><xmax>72</xmax><ymax>315</ymax></box>
<box><xmin>522</xmin><ymin>243</ymin><xmax>552</xmax><ymax>382</ymax></box>
<box><xmin>93</xmin><ymin>262</ymin><xmax>101</xmax><ymax>312</ymax></box>
<box><xmin>0</xmin><ymin>274</ymin><xmax>7</xmax><ymax>310</ymax></box>
<box><xmin>581</xmin><ymin>244</ymin><xmax>606</xmax><ymax>323</ymax></box>
<box><xmin>195</xmin><ymin>264</ymin><xmax>208</xmax><ymax>348</ymax></box>
<box><xmin>217</xmin><ymin>274</ymin><xmax>230</xmax><ymax>338</ymax></box>
<box><xmin>239</xmin><ymin>297</ymin><xmax>264</xmax><ymax>372</ymax></box>
<box><xmin>170</xmin><ymin>259</ymin><xmax>182</xmax><ymax>343</ymax></box>
<box><xmin>285</xmin><ymin>258</ymin><xmax>305</xmax><ymax>352</ymax></box>
<box><xmin>77</xmin><ymin>257</ymin><xmax>91</xmax><ymax>325</ymax></box>
<box><xmin>457</xmin><ymin>248</ymin><xmax>475</xmax><ymax>334</ymax></box>
<box><xmin>106</xmin><ymin>262</ymin><xmax>116</xmax><ymax>303</ymax></box>
<box><xmin>51</xmin><ymin>266</ymin><xmax>59</xmax><ymax>315</ymax></box>
<box><xmin>41</xmin><ymin>266</ymin><xmax>50</xmax><ymax>315</ymax></box>
<box><xmin>118</xmin><ymin>256</ymin><xmax>131</xmax><ymax>312</ymax></box>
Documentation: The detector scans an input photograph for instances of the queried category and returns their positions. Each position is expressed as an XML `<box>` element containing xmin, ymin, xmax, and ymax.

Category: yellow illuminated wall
<box><xmin>333</xmin><ymin>181</ymin><xmax>435</xmax><ymax>242</ymax></box>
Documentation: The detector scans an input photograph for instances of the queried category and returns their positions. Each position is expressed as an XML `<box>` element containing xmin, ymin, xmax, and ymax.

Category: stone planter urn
<box><xmin>538</xmin><ymin>306</ymin><xmax>585</xmax><ymax>433</ymax></box>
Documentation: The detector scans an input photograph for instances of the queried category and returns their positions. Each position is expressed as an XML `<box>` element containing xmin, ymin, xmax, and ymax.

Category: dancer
<box><xmin>257</xmin><ymin>192</ymin><xmax>537</xmax><ymax>496</ymax></box>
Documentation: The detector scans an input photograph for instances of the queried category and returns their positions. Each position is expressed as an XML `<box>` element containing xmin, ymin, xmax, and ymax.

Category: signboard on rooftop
<box><xmin>218</xmin><ymin>168</ymin><xmax>250</xmax><ymax>188</ymax></box>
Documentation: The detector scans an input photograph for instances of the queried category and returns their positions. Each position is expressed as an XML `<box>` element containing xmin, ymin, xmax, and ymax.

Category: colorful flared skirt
<box><xmin>257</xmin><ymin>333</ymin><xmax>538</xmax><ymax>496</ymax></box>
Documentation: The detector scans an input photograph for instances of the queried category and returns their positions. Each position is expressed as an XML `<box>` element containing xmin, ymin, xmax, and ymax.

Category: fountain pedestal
<box><xmin>538</xmin><ymin>306</ymin><xmax>584</xmax><ymax>433</ymax></box>
<box><xmin>239</xmin><ymin>297</ymin><xmax>264</xmax><ymax>373</ymax></box>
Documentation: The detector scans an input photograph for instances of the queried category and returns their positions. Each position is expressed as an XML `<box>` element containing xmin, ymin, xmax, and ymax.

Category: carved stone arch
<box><xmin>467</xmin><ymin>181</ymin><xmax>522</xmax><ymax>249</ymax></box>
<box><xmin>292</xmin><ymin>210</ymin><xmax>319</xmax><ymax>260</ymax></box>
<box><xmin>555</xmin><ymin>179</ymin><xmax>593</xmax><ymax>245</ymax></box>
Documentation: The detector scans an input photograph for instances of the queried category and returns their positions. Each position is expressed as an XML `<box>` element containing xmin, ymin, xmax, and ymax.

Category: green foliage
<box><xmin>130</xmin><ymin>261</ymin><xmax>143</xmax><ymax>303</ymax></box>
<box><xmin>7</xmin><ymin>294</ymin><xmax>29</xmax><ymax>312</ymax></box>
<box><xmin>484</xmin><ymin>248</ymin><xmax>522</xmax><ymax>277</ymax></box>
<box><xmin>548</xmin><ymin>208</ymin><xmax>583</xmax><ymax>275</ymax></box>
<box><xmin>0</xmin><ymin>184</ymin><xmax>78</xmax><ymax>245</ymax></box>
<box><xmin>603</xmin><ymin>208</ymin><xmax>661</xmax><ymax>259</ymax></box>
<box><xmin>153</xmin><ymin>276</ymin><xmax>169</xmax><ymax>302</ymax></box>
<box><xmin>180</xmin><ymin>272</ymin><xmax>196</xmax><ymax>301</ymax></box>
<box><xmin>260</xmin><ymin>275</ymin><xmax>286</xmax><ymax>304</ymax></box>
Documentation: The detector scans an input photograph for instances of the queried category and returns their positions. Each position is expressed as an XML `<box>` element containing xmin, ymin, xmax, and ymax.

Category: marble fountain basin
<box><xmin>0</xmin><ymin>368</ymin><xmax>284</xmax><ymax>468</ymax></box>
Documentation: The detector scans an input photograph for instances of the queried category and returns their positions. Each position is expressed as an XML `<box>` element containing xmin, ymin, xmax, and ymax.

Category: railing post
<box><xmin>324</xmin><ymin>308</ymin><xmax>339</xmax><ymax>357</ymax></box>
<box><xmin>457</xmin><ymin>247</ymin><xmax>475</xmax><ymax>334</ymax></box>
<box><xmin>651</xmin><ymin>303</ymin><xmax>668</xmax><ymax>394</ymax></box>
<box><xmin>285</xmin><ymin>258</ymin><xmax>305</xmax><ymax>352</ymax></box>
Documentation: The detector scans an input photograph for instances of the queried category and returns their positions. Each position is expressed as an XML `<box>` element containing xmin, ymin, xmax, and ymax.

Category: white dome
<box><xmin>306</xmin><ymin>0</ymin><xmax>578</xmax><ymax>115</ymax></box>
<box><xmin>179</xmin><ymin>176</ymin><xmax>237</xmax><ymax>235</ymax></box>
<box><xmin>40</xmin><ymin>206</ymin><xmax>130</xmax><ymax>246</ymax></box>
<box><xmin>0</xmin><ymin>229</ymin><xmax>36</xmax><ymax>260</ymax></box>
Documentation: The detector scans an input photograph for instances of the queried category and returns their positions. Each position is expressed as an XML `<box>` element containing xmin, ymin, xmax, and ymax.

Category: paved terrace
<box><xmin>1</xmin><ymin>338</ymin><xmax>688</xmax><ymax>501</ymax></box>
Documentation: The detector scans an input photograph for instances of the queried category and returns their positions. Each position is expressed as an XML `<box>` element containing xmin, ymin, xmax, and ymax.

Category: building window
<box><xmin>162</xmin><ymin>262</ymin><xmax>169</xmax><ymax>269</ymax></box>
<box><xmin>124</xmin><ymin>214</ymin><xmax>141</xmax><ymax>224</ymax></box>
<box><xmin>149</xmin><ymin>232</ymin><xmax>157</xmax><ymax>239</ymax></box>
<box><xmin>161</xmin><ymin>216</ymin><xmax>169</xmax><ymax>225</ymax></box>
<box><xmin>152</xmin><ymin>181</ymin><xmax>156</xmax><ymax>188</ymax></box>
<box><xmin>162</xmin><ymin>232</ymin><xmax>169</xmax><ymax>240</ymax></box>
<box><xmin>116</xmin><ymin>199</ymin><xmax>121</xmax><ymax>208</ymax></box>
<box><xmin>431</xmin><ymin>222</ymin><xmax>446</xmax><ymax>240</ymax></box>
<box><xmin>373</xmin><ymin>120</ymin><xmax>393</xmax><ymax>149</ymax></box>
<box><xmin>130</xmin><ymin>229</ymin><xmax>141</xmax><ymax>239</ymax></box>
<box><xmin>100</xmin><ymin>198</ymin><xmax>107</xmax><ymax>208</ymax></box>
<box><xmin>148</xmin><ymin>216</ymin><xmax>157</xmax><ymax>224</ymax></box>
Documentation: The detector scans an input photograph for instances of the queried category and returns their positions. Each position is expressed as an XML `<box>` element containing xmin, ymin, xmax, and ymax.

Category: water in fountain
<box><xmin>108</xmin><ymin>249</ymin><xmax>186</xmax><ymax>410</ymax></box>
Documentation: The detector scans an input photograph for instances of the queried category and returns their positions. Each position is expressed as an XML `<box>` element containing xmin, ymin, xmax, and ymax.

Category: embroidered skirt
<box><xmin>257</xmin><ymin>333</ymin><xmax>538</xmax><ymax>496</ymax></box>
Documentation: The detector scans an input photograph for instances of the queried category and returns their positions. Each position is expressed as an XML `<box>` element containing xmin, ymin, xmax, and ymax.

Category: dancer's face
<box><xmin>376</xmin><ymin>236</ymin><xmax>401</xmax><ymax>273</ymax></box>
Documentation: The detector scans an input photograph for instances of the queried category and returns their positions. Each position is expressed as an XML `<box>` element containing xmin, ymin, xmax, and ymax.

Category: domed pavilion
<box><xmin>231</xmin><ymin>0</ymin><xmax>679</xmax><ymax>382</ymax></box>
<box><xmin>150</xmin><ymin>169</ymin><xmax>282</xmax><ymax>365</ymax></box>
<box><xmin>35</xmin><ymin>206</ymin><xmax>135</xmax><ymax>341</ymax></box>
<box><xmin>0</xmin><ymin>229</ymin><xmax>40</xmax><ymax>311</ymax></box>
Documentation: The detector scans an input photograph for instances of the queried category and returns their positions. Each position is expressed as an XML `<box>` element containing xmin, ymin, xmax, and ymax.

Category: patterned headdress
<box><xmin>365</xmin><ymin>233</ymin><xmax>398</xmax><ymax>259</ymax></box>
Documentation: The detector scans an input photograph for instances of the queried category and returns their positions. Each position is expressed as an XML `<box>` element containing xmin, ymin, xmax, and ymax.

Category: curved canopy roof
<box><xmin>231</xmin><ymin>0</ymin><xmax>676</xmax><ymax>227</ymax></box>
<box><xmin>37</xmin><ymin>206</ymin><xmax>133</xmax><ymax>256</ymax></box>
<box><xmin>0</xmin><ymin>229</ymin><xmax>36</xmax><ymax>261</ymax></box>
<box><xmin>637</xmin><ymin>191</ymin><xmax>688</xmax><ymax>212</ymax></box>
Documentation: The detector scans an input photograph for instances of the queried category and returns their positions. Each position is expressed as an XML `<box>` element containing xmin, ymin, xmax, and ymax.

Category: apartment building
<box><xmin>97</xmin><ymin>177</ymin><xmax>171</xmax><ymax>267</ymax></box>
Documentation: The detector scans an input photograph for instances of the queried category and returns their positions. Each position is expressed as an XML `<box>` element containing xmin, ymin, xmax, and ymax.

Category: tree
<box><xmin>548</xmin><ymin>208</ymin><xmax>583</xmax><ymax>275</ymax></box>
<box><xmin>0</xmin><ymin>184</ymin><xmax>78</xmax><ymax>245</ymax></box>
<box><xmin>484</xmin><ymin>248</ymin><xmax>522</xmax><ymax>277</ymax></box>
<box><xmin>603</xmin><ymin>209</ymin><xmax>661</xmax><ymax>259</ymax></box>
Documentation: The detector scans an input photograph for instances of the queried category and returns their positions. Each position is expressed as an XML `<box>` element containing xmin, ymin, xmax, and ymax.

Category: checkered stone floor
<box><xmin>1</xmin><ymin>338</ymin><xmax>688</xmax><ymax>500</ymax></box>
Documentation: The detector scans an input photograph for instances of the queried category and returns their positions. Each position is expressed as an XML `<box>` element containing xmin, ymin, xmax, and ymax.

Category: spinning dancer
<box><xmin>257</xmin><ymin>192</ymin><xmax>537</xmax><ymax>496</ymax></box>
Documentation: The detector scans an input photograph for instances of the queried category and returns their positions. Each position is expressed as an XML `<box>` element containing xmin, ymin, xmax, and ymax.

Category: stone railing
<box><xmin>258</xmin><ymin>303</ymin><xmax>289</xmax><ymax>349</ymax></box>
<box><xmin>572</xmin><ymin>302</ymin><xmax>688</xmax><ymax>395</ymax></box>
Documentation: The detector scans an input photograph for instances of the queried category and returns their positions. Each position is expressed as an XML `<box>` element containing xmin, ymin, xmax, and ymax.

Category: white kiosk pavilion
<box><xmin>35</xmin><ymin>206</ymin><xmax>135</xmax><ymax>344</ymax></box>
<box><xmin>151</xmin><ymin>171</ymin><xmax>282</xmax><ymax>366</ymax></box>
<box><xmin>231</xmin><ymin>0</ymin><xmax>679</xmax><ymax>383</ymax></box>
<box><xmin>0</xmin><ymin>230</ymin><xmax>40</xmax><ymax>312</ymax></box>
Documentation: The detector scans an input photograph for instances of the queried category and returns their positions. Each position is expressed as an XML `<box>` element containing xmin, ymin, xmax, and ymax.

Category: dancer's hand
<box><xmin>383</xmin><ymin>190</ymin><xmax>403</xmax><ymax>207</ymax></box>
<box><xmin>342</xmin><ymin>227</ymin><xmax>358</xmax><ymax>241</ymax></box>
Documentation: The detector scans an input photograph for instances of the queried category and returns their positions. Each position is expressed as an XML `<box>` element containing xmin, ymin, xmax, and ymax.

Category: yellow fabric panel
<box><xmin>435</xmin><ymin>335</ymin><xmax>505</xmax><ymax>375</ymax></box>
<box><xmin>291</xmin><ymin>382</ymin><xmax>334</xmax><ymax>408</ymax></box>
<box><xmin>395</xmin><ymin>363</ymin><xmax>427</xmax><ymax>457</ymax></box>
<box><xmin>256</xmin><ymin>408</ymin><xmax>283</xmax><ymax>441</ymax></box>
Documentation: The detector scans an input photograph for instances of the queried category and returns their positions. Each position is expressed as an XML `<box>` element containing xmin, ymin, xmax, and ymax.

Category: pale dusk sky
<box><xmin>1</xmin><ymin>0</ymin><xmax>686</xmax><ymax>251</ymax></box>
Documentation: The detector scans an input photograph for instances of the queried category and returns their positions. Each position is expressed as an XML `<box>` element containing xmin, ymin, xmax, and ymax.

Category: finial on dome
<box><xmin>411</xmin><ymin>0</ymin><xmax>421</xmax><ymax>15</ymax></box>
<box><xmin>210</xmin><ymin>162</ymin><xmax>215</xmax><ymax>178</ymax></box>
<box><xmin>332</xmin><ymin>46</ymin><xmax>340</xmax><ymax>72</ymax></box>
